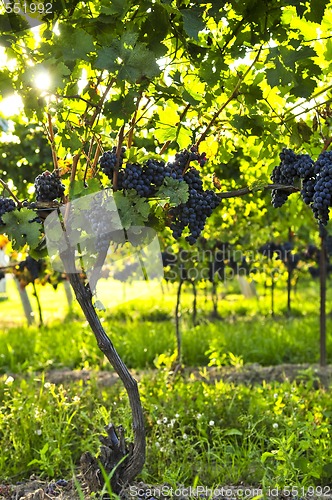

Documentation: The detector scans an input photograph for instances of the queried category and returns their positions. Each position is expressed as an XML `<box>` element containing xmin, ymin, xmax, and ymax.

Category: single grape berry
<box><xmin>34</xmin><ymin>171</ymin><xmax>65</xmax><ymax>202</ymax></box>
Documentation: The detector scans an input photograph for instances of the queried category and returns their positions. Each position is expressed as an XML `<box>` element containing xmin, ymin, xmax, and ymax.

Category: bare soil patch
<box><xmin>45</xmin><ymin>363</ymin><xmax>332</xmax><ymax>388</ymax></box>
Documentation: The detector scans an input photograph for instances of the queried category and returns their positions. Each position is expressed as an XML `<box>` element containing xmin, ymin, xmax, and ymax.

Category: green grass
<box><xmin>1</xmin><ymin>274</ymin><xmax>332</xmax><ymax>490</ymax></box>
<box><xmin>1</xmin><ymin>369</ymin><xmax>332</xmax><ymax>490</ymax></box>
<box><xmin>1</xmin><ymin>276</ymin><xmax>331</xmax><ymax>372</ymax></box>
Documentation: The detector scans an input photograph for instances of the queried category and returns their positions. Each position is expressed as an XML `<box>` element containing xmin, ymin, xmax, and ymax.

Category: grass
<box><xmin>1</xmin><ymin>369</ymin><xmax>332</xmax><ymax>490</ymax></box>
<box><xmin>1</xmin><ymin>276</ymin><xmax>332</xmax><ymax>372</ymax></box>
<box><xmin>1</xmin><ymin>273</ymin><xmax>332</xmax><ymax>492</ymax></box>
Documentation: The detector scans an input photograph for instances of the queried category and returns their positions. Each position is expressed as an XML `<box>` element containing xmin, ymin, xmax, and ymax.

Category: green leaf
<box><xmin>324</xmin><ymin>39</ymin><xmax>332</xmax><ymax>60</ymax></box>
<box><xmin>297</xmin><ymin>119</ymin><xmax>312</xmax><ymax>142</ymax></box>
<box><xmin>176</xmin><ymin>127</ymin><xmax>192</xmax><ymax>150</ymax></box>
<box><xmin>118</xmin><ymin>43</ymin><xmax>160</xmax><ymax>82</ymax></box>
<box><xmin>100</xmin><ymin>0</ymin><xmax>128</xmax><ymax>17</ymax></box>
<box><xmin>0</xmin><ymin>71</ymin><xmax>14</xmax><ymax>97</ymax></box>
<box><xmin>305</xmin><ymin>0</ymin><xmax>327</xmax><ymax>23</ymax></box>
<box><xmin>60</xmin><ymin>27</ymin><xmax>95</xmax><ymax>62</ymax></box>
<box><xmin>266</xmin><ymin>59</ymin><xmax>294</xmax><ymax>88</ymax></box>
<box><xmin>113</xmin><ymin>191</ymin><xmax>150</xmax><ymax>230</ymax></box>
<box><xmin>69</xmin><ymin>179</ymin><xmax>101</xmax><ymax>200</ymax></box>
<box><xmin>291</xmin><ymin>76</ymin><xmax>317</xmax><ymax>99</ymax></box>
<box><xmin>224</xmin><ymin>428</ymin><xmax>243</xmax><ymax>436</ymax></box>
<box><xmin>181</xmin><ymin>8</ymin><xmax>206</xmax><ymax>40</ymax></box>
<box><xmin>132</xmin><ymin>197</ymin><xmax>151</xmax><ymax>219</ymax></box>
<box><xmin>156</xmin><ymin>178</ymin><xmax>189</xmax><ymax>207</ymax></box>
<box><xmin>2</xmin><ymin>209</ymin><xmax>42</xmax><ymax>250</ymax></box>
<box><xmin>94</xmin><ymin>46</ymin><xmax>118</xmax><ymax>71</ymax></box>
<box><xmin>261</xmin><ymin>451</ymin><xmax>276</xmax><ymax>463</ymax></box>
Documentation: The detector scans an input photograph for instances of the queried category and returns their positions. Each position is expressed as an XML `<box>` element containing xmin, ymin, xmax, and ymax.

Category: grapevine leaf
<box><xmin>113</xmin><ymin>191</ymin><xmax>151</xmax><ymax>229</ymax></box>
<box><xmin>2</xmin><ymin>209</ymin><xmax>42</xmax><ymax>250</ymax></box>
<box><xmin>60</xmin><ymin>27</ymin><xmax>95</xmax><ymax>62</ymax></box>
<box><xmin>181</xmin><ymin>8</ymin><xmax>206</xmax><ymax>40</ymax></box>
<box><xmin>157</xmin><ymin>178</ymin><xmax>189</xmax><ymax>207</ymax></box>
<box><xmin>118</xmin><ymin>43</ymin><xmax>161</xmax><ymax>82</ymax></box>
<box><xmin>128</xmin><ymin>195</ymin><xmax>151</xmax><ymax>219</ymax></box>
<box><xmin>149</xmin><ymin>204</ymin><xmax>167</xmax><ymax>231</ymax></box>
<box><xmin>69</xmin><ymin>179</ymin><xmax>101</xmax><ymax>199</ymax></box>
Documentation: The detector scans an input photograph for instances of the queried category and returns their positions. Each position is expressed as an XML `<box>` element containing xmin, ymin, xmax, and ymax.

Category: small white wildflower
<box><xmin>273</xmin><ymin>393</ymin><xmax>278</xmax><ymax>399</ymax></box>
<box><xmin>155</xmin><ymin>441</ymin><xmax>161</xmax><ymax>448</ymax></box>
<box><xmin>209</xmin><ymin>420</ymin><xmax>215</xmax><ymax>426</ymax></box>
<box><xmin>35</xmin><ymin>429</ymin><xmax>42</xmax><ymax>436</ymax></box>
<box><xmin>44</xmin><ymin>382</ymin><xmax>51</xmax><ymax>389</ymax></box>
<box><xmin>156</xmin><ymin>419</ymin><xmax>162</xmax><ymax>425</ymax></box>
<box><xmin>73</xmin><ymin>396</ymin><xmax>80</xmax><ymax>403</ymax></box>
<box><xmin>273</xmin><ymin>423</ymin><xmax>279</xmax><ymax>429</ymax></box>
<box><xmin>5</xmin><ymin>376</ymin><xmax>14</xmax><ymax>385</ymax></box>
<box><xmin>183</xmin><ymin>433</ymin><xmax>188</xmax><ymax>440</ymax></box>
<box><xmin>163</xmin><ymin>417</ymin><xmax>168</xmax><ymax>424</ymax></box>
<box><xmin>196</xmin><ymin>413</ymin><xmax>202</xmax><ymax>419</ymax></box>
<box><xmin>175</xmin><ymin>413</ymin><xmax>180</xmax><ymax>418</ymax></box>
<box><xmin>169</xmin><ymin>439</ymin><xmax>174</xmax><ymax>444</ymax></box>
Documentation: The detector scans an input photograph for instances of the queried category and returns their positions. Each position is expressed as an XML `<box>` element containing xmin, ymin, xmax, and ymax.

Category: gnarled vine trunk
<box><xmin>67</xmin><ymin>271</ymin><xmax>146</xmax><ymax>493</ymax></box>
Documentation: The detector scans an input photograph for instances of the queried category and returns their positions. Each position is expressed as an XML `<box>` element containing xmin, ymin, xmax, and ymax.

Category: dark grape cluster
<box><xmin>189</xmin><ymin>145</ymin><xmax>207</xmax><ymax>167</ymax></box>
<box><xmin>271</xmin><ymin>148</ymin><xmax>298</xmax><ymax>207</ymax></box>
<box><xmin>97</xmin><ymin>145</ymin><xmax>217</xmax><ymax>245</ymax></box>
<box><xmin>301</xmin><ymin>177</ymin><xmax>315</xmax><ymax>205</ymax></box>
<box><xmin>122</xmin><ymin>163</ymin><xmax>151</xmax><ymax>197</ymax></box>
<box><xmin>99</xmin><ymin>147</ymin><xmax>126</xmax><ymax>182</ymax></box>
<box><xmin>18</xmin><ymin>256</ymin><xmax>42</xmax><ymax>281</ymax></box>
<box><xmin>272</xmin><ymin>147</ymin><xmax>332</xmax><ymax>226</ymax></box>
<box><xmin>294</xmin><ymin>154</ymin><xmax>315</xmax><ymax>206</ymax></box>
<box><xmin>169</xmin><ymin>167</ymin><xmax>220</xmax><ymax>245</ymax></box>
<box><xmin>294</xmin><ymin>154</ymin><xmax>314</xmax><ymax>179</ymax></box>
<box><xmin>0</xmin><ymin>197</ymin><xmax>16</xmax><ymax>224</ymax></box>
<box><xmin>34</xmin><ymin>171</ymin><xmax>65</xmax><ymax>202</ymax></box>
<box><xmin>311</xmin><ymin>151</ymin><xmax>332</xmax><ymax>225</ymax></box>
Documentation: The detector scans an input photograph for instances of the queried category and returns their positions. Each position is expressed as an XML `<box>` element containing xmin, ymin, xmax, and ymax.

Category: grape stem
<box><xmin>0</xmin><ymin>179</ymin><xmax>20</xmax><ymax>204</ymax></box>
<box><xmin>83</xmin><ymin>135</ymin><xmax>97</xmax><ymax>186</ymax></box>
<box><xmin>113</xmin><ymin>125</ymin><xmax>125</xmax><ymax>192</ymax></box>
<box><xmin>323</xmin><ymin>137</ymin><xmax>332</xmax><ymax>151</ymax></box>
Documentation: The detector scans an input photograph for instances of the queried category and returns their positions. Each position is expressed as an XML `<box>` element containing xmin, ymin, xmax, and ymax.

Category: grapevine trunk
<box><xmin>67</xmin><ymin>271</ymin><xmax>146</xmax><ymax>492</ymax></box>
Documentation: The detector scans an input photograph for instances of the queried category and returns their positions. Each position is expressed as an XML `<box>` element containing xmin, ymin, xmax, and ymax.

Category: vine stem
<box><xmin>113</xmin><ymin>125</ymin><xmax>125</xmax><ymax>192</ymax></box>
<box><xmin>197</xmin><ymin>44</ymin><xmax>263</xmax><ymax>147</ymax></box>
<box><xmin>323</xmin><ymin>137</ymin><xmax>332</xmax><ymax>151</ymax></box>
<box><xmin>216</xmin><ymin>183</ymin><xmax>299</xmax><ymax>200</ymax></box>
<box><xmin>47</xmin><ymin>113</ymin><xmax>59</xmax><ymax>171</ymax></box>
<box><xmin>0</xmin><ymin>179</ymin><xmax>20</xmax><ymax>204</ymax></box>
